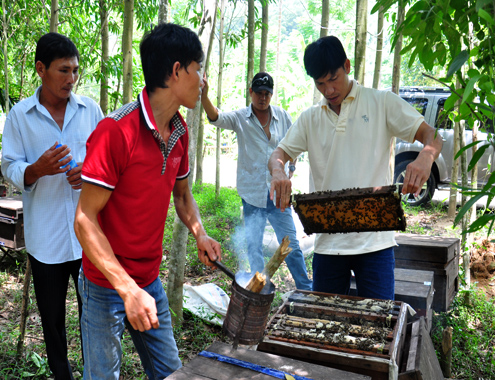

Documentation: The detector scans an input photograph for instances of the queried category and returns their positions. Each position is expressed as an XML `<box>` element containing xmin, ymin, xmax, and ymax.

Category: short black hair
<box><xmin>35</xmin><ymin>33</ymin><xmax>79</xmax><ymax>69</ymax></box>
<box><xmin>304</xmin><ymin>36</ymin><xmax>347</xmax><ymax>80</ymax></box>
<box><xmin>140</xmin><ymin>23</ymin><xmax>204</xmax><ymax>93</ymax></box>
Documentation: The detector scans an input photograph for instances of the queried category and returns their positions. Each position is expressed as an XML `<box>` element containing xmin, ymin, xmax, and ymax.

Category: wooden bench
<box><xmin>168</xmin><ymin>341</ymin><xmax>371</xmax><ymax>379</ymax></box>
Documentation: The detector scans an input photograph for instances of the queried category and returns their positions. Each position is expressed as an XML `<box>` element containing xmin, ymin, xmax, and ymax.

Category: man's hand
<box><xmin>25</xmin><ymin>142</ymin><xmax>73</xmax><ymax>186</ymax></box>
<box><xmin>65</xmin><ymin>162</ymin><xmax>83</xmax><ymax>189</ymax></box>
<box><xmin>270</xmin><ymin>168</ymin><xmax>292</xmax><ymax>212</ymax></box>
<box><xmin>201</xmin><ymin>72</ymin><xmax>209</xmax><ymax>100</ymax></box>
<box><xmin>196</xmin><ymin>235</ymin><xmax>222</xmax><ymax>267</ymax></box>
<box><xmin>401</xmin><ymin>154</ymin><xmax>432</xmax><ymax>197</ymax></box>
<box><xmin>121</xmin><ymin>285</ymin><xmax>160</xmax><ymax>332</ymax></box>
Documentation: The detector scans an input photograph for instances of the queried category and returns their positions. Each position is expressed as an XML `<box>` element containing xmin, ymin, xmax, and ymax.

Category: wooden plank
<box><xmin>395</xmin><ymin>234</ymin><xmax>460</xmax><ymax>263</ymax></box>
<box><xmin>258</xmin><ymin>338</ymin><xmax>389</xmax><ymax>380</ymax></box>
<box><xmin>168</xmin><ymin>341</ymin><xmax>372</xmax><ymax>380</ymax></box>
<box><xmin>398</xmin><ymin>318</ymin><xmax>444</xmax><ymax>380</ymax></box>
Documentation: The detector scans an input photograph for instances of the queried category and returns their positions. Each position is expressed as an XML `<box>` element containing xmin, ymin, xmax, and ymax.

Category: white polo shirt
<box><xmin>279</xmin><ymin>80</ymin><xmax>424</xmax><ymax>255</ymax></box>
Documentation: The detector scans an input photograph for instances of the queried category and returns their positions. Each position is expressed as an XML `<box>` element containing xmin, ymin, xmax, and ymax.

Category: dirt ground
<box><xmin>404</xmin><ymin>209</ymin><xmax>495</xmax><ymax>299</ymax></box>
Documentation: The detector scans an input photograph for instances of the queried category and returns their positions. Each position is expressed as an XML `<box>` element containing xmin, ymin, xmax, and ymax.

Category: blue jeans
<box><xmin>78</xmin><ymin>271</ymin><xmax>181</xmax><ymax>379</ymax></box>
<box><xmin>242</xmin><ymin>192</ymin><xmax>312</xmax><ymax>290</ymax></box>
<box><xmin>312</xmin><ymin>247</ymin><xmax>395</xmax><ymax>300</ymax></box>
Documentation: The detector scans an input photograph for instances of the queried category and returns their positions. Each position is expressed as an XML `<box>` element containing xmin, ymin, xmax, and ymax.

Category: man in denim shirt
<box><xmin>201</xmin><ymin>72</ymin><xmax>312</xmax><ymax>290</ymax></box>
<box><xmin>1</xmin><ymin>33</ymin><xmax>103</xmax><ymax>379</ymax></box>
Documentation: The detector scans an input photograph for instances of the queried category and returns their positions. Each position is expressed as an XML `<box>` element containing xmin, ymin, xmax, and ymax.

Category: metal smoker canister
<box><xmin>223</xmin><ymin>276</ymin><xmax>275</xmax><ymax>348</ymax></box>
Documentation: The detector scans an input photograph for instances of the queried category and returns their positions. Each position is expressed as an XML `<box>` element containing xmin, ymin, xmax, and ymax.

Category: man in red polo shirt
<box><xmin>74</xmin><ymin>23</ymin><xmax>221</xmax><ymax>380</ymax></box>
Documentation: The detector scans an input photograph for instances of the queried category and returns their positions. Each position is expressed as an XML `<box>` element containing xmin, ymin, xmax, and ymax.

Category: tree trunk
<box><xmin>2</xmin><ymin>0</ymin><xmax>9</xmax><ymax>114</ymax></box>
<box><xmin>391</xmin><ymin>1</ymin><xmax>404</xmax><ymax>94</ymax></box>
<box><xmin>50</xmin><ymin>0</ymin><xmax>58</xmax><ymax>32</ymax></box>
<box><xmin>448</xmin><ymin>89</ymin><xmax>461</xmax><ymax>219</ymax></box>
<box><xmin>196</xmin><ymin>6</ymin><xmax>218</xmax><ymax>185</ymax></box>
<box><xmin>372</xmin><ymin>6</ymin><xmax>384</xmax><ymax>89</ymax></box>
<box><xmin>273</xmin><ymin>0</ymin><xmax>282</xmax><ymax>105</ymax></box>
<box><xmin>99</xmin><ymin>0</ymin><xmax>109</xmax><ymax>115</ymax></box>
<box><xmin>391</xmin><ymin>2</ymin><xmax>404</xmax><ymax>182</ymax></box>
<box><xmin>158</xmin><ymin>0</ymin><xmax>168</xmax><ymax>23</ymax></box>
<box><xmin>246</xmin><ymin>0</ymin><xmax>255</xmax><ymax>106</ymax></box>
<box><xmin>122</xmin><ymin>0</ymin><xmax>134</xmax><ymax>104</ymax></box>
<box><xmin>167</xmin><ymin>0</ymin><xmax>218</xmax><ymax>325</ymax></box>
<box><xmin>459</xmin><ymin>116</ymin><xmax>470</xmax><ymax>288</ymax></box>
<box><xmin>312</xmin><ymin>0</ymin><xmax>329</xmax><ymax>105</ymax></box>
<box><xmin>215</xmin><ymin>0</ymin><xmax>226</xmax><ymax>198</ymax></box>
<box><xmin>16</xmin><ymin>258</ymin><xmax>32</xmax><ymax>357</ymax></box>
<box><xmin>354</xmin><ymin>0</ymin><xmax>367</xmax><ymax>86</ymax></box>
<box><xmin>259</xmin><ymin>0</ymin><xmax>269</xmax><ymax>72</ymax></box>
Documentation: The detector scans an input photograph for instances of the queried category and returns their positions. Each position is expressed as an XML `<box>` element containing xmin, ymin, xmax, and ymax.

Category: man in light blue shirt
<box><xmin>201</xmin><ymin>72</ymin><xmax>312</xmax><ymax>290</ymax></box>
<box><xmin>1</xmin><ymin>33</ymin><xmax>103</xmax><ymax>379</ymax></box>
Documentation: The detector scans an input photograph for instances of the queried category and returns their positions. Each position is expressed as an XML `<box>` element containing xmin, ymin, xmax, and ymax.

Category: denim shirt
<box><xmin>1</xmin><ymin>87</ymin><xmax>104</xmax><ymax>263</ymax></box>
<box><xmin>210</xmin><ymin>104</ymin><xmax>292</xmax><ymax>208</ymax></box>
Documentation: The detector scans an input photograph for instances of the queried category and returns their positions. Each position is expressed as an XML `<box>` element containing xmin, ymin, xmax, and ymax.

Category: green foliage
<box><xmin>432</xmin><ymin>289</ymin><xmax>495</xmax><ymax>379</ymax></box>
<box><xmin>162</xmin><ymin>183</ymin><xmax>242</xmax><ymax>273</ymax></box>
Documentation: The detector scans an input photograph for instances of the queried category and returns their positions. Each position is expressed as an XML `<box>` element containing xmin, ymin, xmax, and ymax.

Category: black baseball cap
<box><xmin>251</xmin><ymin>72</ymin><xmax>274</xmax><ymax>94</ymax></box>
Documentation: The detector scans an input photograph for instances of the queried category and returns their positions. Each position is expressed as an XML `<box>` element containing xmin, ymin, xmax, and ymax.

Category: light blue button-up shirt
<box><xmin>210</xmin><ymin>104</ymin><xmax>292</xmax><ymax>208</ymax></box>
<box><xmin>1</xmin><ymin>87</ymin><xmax>103</xmax><ymax>264</ymax></box>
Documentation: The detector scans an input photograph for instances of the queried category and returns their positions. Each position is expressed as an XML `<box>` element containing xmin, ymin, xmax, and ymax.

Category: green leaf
<box><xmin>454</xmin><ymin>140</ymin><xmax>486</xmax><ymax>160</ymax></box>
<box><xmin>447</xmin><ymin>50</ymin><xmax>469</xmax><ymax>77</ymax></box>
<box><xmin>462</xmin><ymin>74</ymin><xmax>482</xmax><ymax>104</ymax></box>
<box><xmin>455</xmin><ymin>193</ymin><xmax>486</xmax><ymax>225</ymax></box>
<box><xmin>467</xmin><ymin>144</ymin><xmax>491</xmax><ymax>172</ymax></box>
<box><xmin>478</xmin><ymin>8</ymin><xmax>495</xmax><ymax>25</ymax></box>
<box><xmin>444</xmin><ymin>93</ymin><xmax>460</xmax><ymax>113</ymax></box>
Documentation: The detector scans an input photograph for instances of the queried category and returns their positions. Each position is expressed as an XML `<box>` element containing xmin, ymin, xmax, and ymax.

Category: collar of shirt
<box><xmin>319</xmin><ymin>79</ymin><xmax>359</xmax><ymax>111</ymax></box>
<box><xmin>138</xmin><ymin>87</ymin><xmax>187</xmax><ymax>175</ymax></box>
<box><xmin>25</xmin><ymin>86</ymin><xmax>89</xmax><ymax>129</ymax></box>
<box><xmin>247</xmin><ymin>104</ymin><xmax>280</xmax><ymax>126</ymax></box>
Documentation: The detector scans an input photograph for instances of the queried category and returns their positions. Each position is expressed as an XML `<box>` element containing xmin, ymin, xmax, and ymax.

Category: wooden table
<box><xmin>168</xmin><ymin>341</ymin><xmax>371</xmax><ymax>380</ymax></box>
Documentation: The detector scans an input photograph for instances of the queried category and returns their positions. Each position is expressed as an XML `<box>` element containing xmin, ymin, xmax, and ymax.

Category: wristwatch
<box><xmin>289</xmin><ymin>164</ymin><xmax>296</xmax><ymax>172</ymax></box>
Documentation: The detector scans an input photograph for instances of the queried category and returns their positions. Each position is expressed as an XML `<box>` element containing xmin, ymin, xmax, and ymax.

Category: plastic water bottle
<box><xmin>55</xmin><ymin>143</ymin><xmax>78</xmax><ymax>171</ymax></box>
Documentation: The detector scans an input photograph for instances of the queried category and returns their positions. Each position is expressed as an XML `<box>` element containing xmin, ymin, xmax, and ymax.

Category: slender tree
<box><xmin>167</xmin><ymin>0</ymin><xmax>218</xmax><ymax>324</ymax></box>
<box><xmin>372</xmin><ymin>6</ymin><xmax>384</xmax><ymax>89</ymax></box>
<box><xmin>99</xmin><ymin>0</ymin><xmax>109</xmax><ymax>114</ymax></box>
<box><xmin>273</xmin><ymin>0</ymin><xmax>282</xmax><ymax>105</ymax></box>
<box><xmin>216</xmin><ymin>0</ymin><xmax>226</xmax><ymax>198</ymax></box>
<box><xmin>312</xmin><ymin>0</ymin><xmax>329</xmax><ymax>105</ymax></box>
<box><xmin>246</xmin><ymin>0</ymin><xmax>255</xmax><ymax>106</ymax></box>
<box><xmin>50</xmin><ymin>0</ymin><xmax>58</xmax><ymax>32</ymax></box>
<box><xmin>122</xmin><ymin>0</ymin><xmax>134</xmax><ymax>104</ymax></box>
<box><xmin>259</xmin><ymin>0</ymin><xmax>269</xmax><ymax>72</ymax></box>
<box><xmin>158</xmin><ymin>0</ymin><xmax>169</xmax><ymax>23</ymax></box>
<box><xmin>196</xmin><ymin>3</ymin><xmax>218</xmax><ymax>185</ymax></box>
<box><xmin>354</xmin><ymin>0</ymin><xmax>367</xmax><ymax>86</ymax></box>
<box><xmin>391</xmin><ymin>1</ymin><xmax>404</xmax><ymax>95</ymax></box>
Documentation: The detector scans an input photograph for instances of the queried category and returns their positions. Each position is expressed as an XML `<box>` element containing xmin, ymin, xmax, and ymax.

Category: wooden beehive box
<box><xmin>394</xmin><ymin>234</ymin><xmax>459</xmax><ymax>312</ymax></box>
<box><xmin>258</xmin><ymin>290</ymin><xmax>408</xmax><ymax>380</ymax></box>
<box><xmin>398</xmin><ymin>318</ymin><xmax>444</xmax><ymax>380</ymax></box>
<box><xmin>350</xmin><ymin>268</ymin><xmax>434</xmax><ymax>332</ymax></box>
<box><xmin>0</xmin><ymin>197</ymin><xmax>24</xmax><ymax>250</ymax></box>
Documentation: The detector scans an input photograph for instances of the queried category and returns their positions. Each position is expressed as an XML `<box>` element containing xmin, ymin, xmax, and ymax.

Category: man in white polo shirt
<box><xmin>268</xmin><ymin>36</ymin><xmax>443</xmax><ymax>300</ymax></box>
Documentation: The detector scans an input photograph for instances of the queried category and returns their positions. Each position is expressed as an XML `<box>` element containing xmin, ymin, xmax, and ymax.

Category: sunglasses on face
<box><xmin>252</xmin><ymin>76</ymin><xmax>271</xmax><ymax>87</ymax></box>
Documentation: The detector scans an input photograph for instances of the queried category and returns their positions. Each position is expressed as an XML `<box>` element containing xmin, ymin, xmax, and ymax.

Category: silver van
<box><xmin>394</xmin><ymin>87</ymin><xmax>494</xmax><ymax>206</ymax></box>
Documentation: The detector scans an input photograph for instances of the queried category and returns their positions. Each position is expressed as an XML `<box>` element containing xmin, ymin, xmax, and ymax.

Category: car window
<box><xmin>436</xmin><ymin>98</ymin><xmax>453</xmax><ymax>129</ymax></box>
<box><xmin>402</xmin><ymin>97</ymin><xmax>428</xmax><ymax>116</ymax></box>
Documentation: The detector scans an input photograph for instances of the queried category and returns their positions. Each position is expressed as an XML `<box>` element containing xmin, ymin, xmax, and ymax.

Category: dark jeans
<box><xmin>312</xmin><ymin>247</ymin><xmax>395</xmax><ymax>300</ymax></box>
<box><xmin>28</xmin><ymin>254</ymin><xmax>83</xmax><ymax>380</ymax></box>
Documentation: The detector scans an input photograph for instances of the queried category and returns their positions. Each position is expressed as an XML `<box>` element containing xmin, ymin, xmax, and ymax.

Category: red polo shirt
<box><xmin>81</xmin><ymin>88</ymin><xmax>189</xmax><ymax>289</ymax></box>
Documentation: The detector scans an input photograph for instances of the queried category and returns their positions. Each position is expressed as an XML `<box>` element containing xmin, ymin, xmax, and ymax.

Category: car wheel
<box><xmin>394</xmin><ymin>159</ymin><xmax>436</xmax><ymax>207</ymax></box>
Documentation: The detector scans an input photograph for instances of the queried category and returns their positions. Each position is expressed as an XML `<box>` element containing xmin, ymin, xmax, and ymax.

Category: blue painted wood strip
<box><xmin>198</xmin><ymin>350</ymin><xmax>314</xmax><ymax>380</ymax></box>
